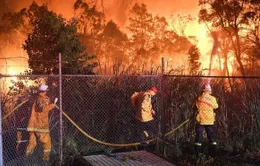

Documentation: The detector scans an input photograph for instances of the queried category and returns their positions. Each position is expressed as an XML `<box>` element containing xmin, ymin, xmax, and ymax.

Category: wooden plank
<box><xmin>83</xmin><ymin>150</ymin><xmax>175</xmax><ymax>166</ymax></box>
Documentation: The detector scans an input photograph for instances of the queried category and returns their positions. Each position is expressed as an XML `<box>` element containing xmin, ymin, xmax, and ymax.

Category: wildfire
<box><xmin>0</xmin><ymin>0</ymin><xmax>240</xmax><ymax>76</ymax></box>
<box><xmin>8</xmin><ymin>69</ymin><xmax>18</xmax><ymax>82</ymax></box>
<box><xmin>192</xmin><ymin>23</ymin><xmax>212</xmax><ymax>72</ymax></box>
<box><xmin>210</xmin><ymin>52</ymin><xmax>236</xmax><ymax>75</ymax></box>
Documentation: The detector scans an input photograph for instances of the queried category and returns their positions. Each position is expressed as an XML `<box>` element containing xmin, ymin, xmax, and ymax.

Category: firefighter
<box><xmin>131</xmin><ymin>86</ymin><xmax>158</xmax><ymax>141</ymax></box>
<box><xmin>194</xmin><ymin>83</ymin><xmax>219</xmax><ymax>156</ymax></box>
<box><xmin>26</xmin><ymin>84</ymin><xmax>58</xmax><ymax>161</ymax></box>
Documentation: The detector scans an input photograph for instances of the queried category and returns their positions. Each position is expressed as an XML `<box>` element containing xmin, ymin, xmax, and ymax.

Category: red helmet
<box><xmin>150</xmin><ymin>86</ymin><xmax>158</xmax><ymax>93</ymax></box>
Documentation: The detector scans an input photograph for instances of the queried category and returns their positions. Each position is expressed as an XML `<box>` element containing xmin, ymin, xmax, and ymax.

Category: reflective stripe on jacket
<box><xmin>27</xmin><ymin>94</ymin><xmax>55</xmax><ymax>133</ymax></box>
<box><xmin>196</xmin><ymin>92</ymin><xmax>218</xmax><ymax>125</ymax></box>
<box><xmin>135</xmin><ymin>91</ymin><xmax>154</xmax><ymax>122</ymax></box>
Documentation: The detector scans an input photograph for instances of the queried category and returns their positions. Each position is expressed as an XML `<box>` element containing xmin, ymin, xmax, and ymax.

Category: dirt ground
<box><xmin>168</xmin><ymin>149</ymin><xmax>260</xmax><ymax>166</ymax></box>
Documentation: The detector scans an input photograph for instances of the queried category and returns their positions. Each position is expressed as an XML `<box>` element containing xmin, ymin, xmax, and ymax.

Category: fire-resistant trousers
<box><xmin>26</xmin><ymin>132</ymin><xmax>51</xmax><ymax>161</ymax></box>
<box><xmin>194</xmin><ymin>124</ymin><xmax>217</xmax><ymax>154</ymax></box>
<box><xmin>16</xmin><ymin>129</ymin><xmax>29</xmax><ymax>155</ymax></box>
<box><xmin>135</xmin><ymin>119</ymin><xmax>157</xmax><ymax>141</ymax></box>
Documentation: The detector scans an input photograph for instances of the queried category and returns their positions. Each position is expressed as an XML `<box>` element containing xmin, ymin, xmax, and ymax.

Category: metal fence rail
<box><xmin>1</xmin><ymin>74</ymin><xmax>260</xmax><ymax>165</ymax></box>
<box><xmin>161</xmin><ymin>76</ymin><xmax>260</xmax><ymax>157</ymax></box>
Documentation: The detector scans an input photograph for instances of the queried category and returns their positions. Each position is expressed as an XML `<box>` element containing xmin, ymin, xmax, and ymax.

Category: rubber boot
<box><xmin>195</xmin><ymin>145</ymin><xmax>202</xmax><ymax>155</ymax></box>
<box><xmin>208</xmin><ymin>145</ymin><xmax>216</xmax><ymax>157</ymax></box>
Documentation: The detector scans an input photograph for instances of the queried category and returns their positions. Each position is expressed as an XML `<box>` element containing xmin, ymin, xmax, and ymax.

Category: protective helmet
<box><xmin>150</xmin><ymin>86</ymin><xmax>158</xmax><ymax>93</ymax></box>
<box><xmin>39</xmin><ymin>84</ymin><xmax>48</xmax><ymax>91</ymax></box>
<box><xmin>203</xmin><ymin>84</ymin><xmax>212</xmax><ymax>92</ymax></box>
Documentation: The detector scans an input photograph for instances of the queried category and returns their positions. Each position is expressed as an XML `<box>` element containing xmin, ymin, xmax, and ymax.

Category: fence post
<box><xmin>59</xmin><ymin>53</ymin><xmax>63</xmax><ymax>165</ymax></box>
<box><xmin>156</xmin><ymin>57</ymin><xmax>165</xmax><ymax>154</ymax></box>
<box><xmin>161</xmin><ymin>57</ymin><xmax>165</xmax><ymax>135</ymax></box>
<box><xmin>161</xmin><ymin>57</ymin><xmax>165</xmax><ymax>75</ymax></box>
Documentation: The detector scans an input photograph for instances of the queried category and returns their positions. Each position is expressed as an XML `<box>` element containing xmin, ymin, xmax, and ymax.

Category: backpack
<box><xmin>131</xmin><ymin>92</ymin><xmax>140</xmax><ymax>107</ymax></box>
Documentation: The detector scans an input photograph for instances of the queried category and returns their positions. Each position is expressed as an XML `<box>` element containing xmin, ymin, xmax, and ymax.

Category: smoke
<box><xmin>0</xmin><ymin>0</ymin><xmax>76</xmax><ymax>18</ymax></box>
<box><xmin>0</xmin><ymin>0</ymin><xmax>200</xmax><ymax>26</ymax></box>
<box><xmin>0</xmin><ymin>0</ymin><xmax>212</xmax><ymax>74</ymax></box>
<box><xmin>139</xmin><ymin>0</ymin><xmax>199</xmax><ymax>15</ymax></box>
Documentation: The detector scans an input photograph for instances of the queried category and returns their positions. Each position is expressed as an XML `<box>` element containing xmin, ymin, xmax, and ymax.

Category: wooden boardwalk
<box><xmin>83</xmin><ymin>150</ymin><xmax>175</xmax><ymax>166</ymax></box>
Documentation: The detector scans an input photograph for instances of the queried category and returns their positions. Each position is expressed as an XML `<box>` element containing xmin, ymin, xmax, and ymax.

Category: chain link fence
<box><xmin>61</xmin><ymin>75</ymin><xmax>162</xmax><ymax>158</ymax></box>
<box><xmin>1</xmin><ymin>75</ymin><xmax>60</xmax><ymax>166</ymax></box>
<box><xmin>1</xmin><ymin>74</ymin><xmax>260</xmax><ymax>165</ymax></box>
<box><xmin>161</xmin><ymin>76</ymin><xmax>260</xmax><ymax>158</ymax></box>
<box><xmin>1</xmin><ymin>75</ymin><xmax>163</xmax><ymax>165</ymax></box>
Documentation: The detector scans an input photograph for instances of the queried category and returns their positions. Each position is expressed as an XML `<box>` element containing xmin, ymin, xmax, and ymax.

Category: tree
<box><xmin>199</xmin><ymin>0</ymin><xmax>248</xmax><ymax>76</ymax></box>
<box><xmin>171</xmin><ymin>14</ymin><xmax>194</xmax><ymax>36</ymax></box>
<box><xmin>73</xmin><ymin>0</ymin><xmax>105</xmax><ymax>55</ymax></box>
<box><xmin>0</xmin><ymin>8</ymin><xmax>30</xmax><ymax>57</ymax></box>
<box><xmin>23</xmin><ymin>2</ymin><xmax>97</xmax><ymax>74</ymax></box>
<box><xmin>127</xmin><ymin>3</ymin><xmax>193</xmax><ymax>73</ymax></box>
<box><xmin>102</xmin><ymin>20</ymin><xmax>129</xmax><ymax>74</ymax></box>
<box><xmin>241</xmin><ymin>0</ymin><xmax>260</xmax><ymax>75</ymax></box>
<box><xmin>73</xmin><ymin>0</ymin><xmax>131</xmax><ymax>74</ymax></box>
<box><xmin>188</xmin><ymin>45</ymin><xmax>201</xmax><ymax>74</ymax></box>
<box><xmin>216</xmin><ymin>29</ymin><xmax>233</xmax><ymax>76</ymax></box>
<box><xmin>128</xmin><ymin>3</ymin><xmax>169</xmax><ymax>71</ymax></box>
<box><xmin>128</xmin><ymin>3</ymin><xmax>154</xmax><ymax>66</ymax></box>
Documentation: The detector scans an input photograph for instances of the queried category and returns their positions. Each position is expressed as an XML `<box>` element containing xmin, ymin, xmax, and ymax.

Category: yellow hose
<box><xmin>164</xmin><ymin>119</ymin><xmax>190</xmax><ymax>137</ymax></box>
<box><xmin>62</xmin><ymin>109</ymin><xmax>156</xmax><ymax>147</ymax></box>
<box><xmin>59</xmin><ymin>106</ymin><xmax>189</xmax><ymax>147</ymax></box>
<box><xmin>3</xmin><ymin>100</ymin><xmax>190</xmax><ymax>147</ymax></box>
<box><xmin>3</xmin><ymin>99</ymin><xmax>29</xmax><ymax>120</ymax></box>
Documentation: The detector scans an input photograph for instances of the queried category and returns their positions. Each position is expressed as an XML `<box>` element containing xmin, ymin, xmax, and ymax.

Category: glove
<box><xmin>151</xmin><ymin>109</ymin><xmax>156</xmax><ymax>115</ymax></box>
<box><xmin>54</xmin><ymin>98</ymin><xmax>58</xmax><ymax>104</ymax></box>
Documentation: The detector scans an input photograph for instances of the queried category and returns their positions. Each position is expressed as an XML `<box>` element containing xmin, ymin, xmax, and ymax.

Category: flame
<box><xmin>0</xmin><ymin>0</ymin><xmax>239</xmax><ymax>76</ymax></box>
<box><xmin>6</xmin><ymin>69</ymin><xmax>18</xmax><ymax>89</ymax></box>
<box><xmin>193</xmin><ymin>24</ymin><xmax>212</xmax><ymax>72</ymax></box>
<box><xmin>205</xmin><ymin>52</ymin><xmax>236</xmax><ymax>75</ymax></box>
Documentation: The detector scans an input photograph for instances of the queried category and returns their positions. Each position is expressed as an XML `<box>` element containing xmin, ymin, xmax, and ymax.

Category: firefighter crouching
<box><xmin>131</xmin><ymin>86</ymin><xmax>158</xmax><ymax>141</ymax></box>
<box><xmin>26</xmin><ymin>84</ymin><xmax>58</xmax><ymax>161</ymax></box>
<box><xmin>195</xmin><ymin>83</ymin><xmax>218</xmax><ymax>156</ymax></box>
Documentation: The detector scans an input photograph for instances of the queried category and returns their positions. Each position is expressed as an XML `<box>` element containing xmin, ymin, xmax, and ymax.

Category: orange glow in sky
<box><xmin>0</xmin><ymin>0</ymin><xmax>218</xmax><ymax>75</ymax></box>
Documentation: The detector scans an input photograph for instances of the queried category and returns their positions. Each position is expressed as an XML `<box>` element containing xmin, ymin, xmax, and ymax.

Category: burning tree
<box><xmin>188</xmin><ymin>45</ymin><xmax>201</xmax><ymax>74</ymax></box>
<box><xmin>127</xmin><ymin>3</ymin><xmax>193</xmax><ymax>73</ymax></box>
<box><xmin>73</xmin><ymin>0</ymin><xmax>130</xmax><ymax>74</ymax></box>
<box><xmin>23</xmin><ymin>2</ymin><xmax>97</xmax><ymax>74</ymax></box>
<box><xmin>242</xmin><ymin>1</ymin><xmax>260</xmax><ymax>75</ymax></box>
<box><xmin>199</xmin><ymin>0</ymin><xmax>260</xmax><ymax>76</ymax></box>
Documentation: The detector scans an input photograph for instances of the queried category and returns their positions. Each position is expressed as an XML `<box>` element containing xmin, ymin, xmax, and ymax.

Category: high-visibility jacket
<box><xmin>133</xmin><ymin>91</ymin><xmax>154</xmax><ymax>122</ymax></box>
<box><xmin>27</xmin><ymin>93</ymin><xmax>55</xmax><ymax>133</ymax></box>
<box><xmin>196</xmin><ymin>92</ymin><xmax>218</xmax><ymax>125</ymax></box>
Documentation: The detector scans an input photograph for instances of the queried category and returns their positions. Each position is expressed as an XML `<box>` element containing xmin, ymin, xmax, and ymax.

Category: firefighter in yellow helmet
<box><xmin>195</xmin><ymin>83</ymin><xmax>218</xmax><ymax>156</ymax></box>
<box><xmin>26</xmin><ymin>84</ymin><xmax>58</xmax><ymax>161</ymax></box>
<box><xmin>131</xmin><ymin>86</ymin><xmax>158</xmax><ymax>141</ymax></box>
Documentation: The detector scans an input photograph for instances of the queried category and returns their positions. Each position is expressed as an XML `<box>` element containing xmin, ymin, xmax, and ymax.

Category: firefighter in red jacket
<box><xmin>26</xmin><ymin>84</ymin><xmax>58</xmax><ymax>161</ymax></box>
<box><xmin>131</xmin><ymin>86</ymin><xmax>158</xmax><ymax>140</ymax></box>
<box><xmin>195</xmin><ymin>83</ymin><xmax>218</xmax><ymax>156</ymax></box>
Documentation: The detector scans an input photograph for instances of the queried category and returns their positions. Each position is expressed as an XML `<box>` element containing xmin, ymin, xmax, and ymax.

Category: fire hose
<box><xmin>2</xmin><ymin>99</ymin><xmax>190</xmax><ymax>147</ymax></box>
